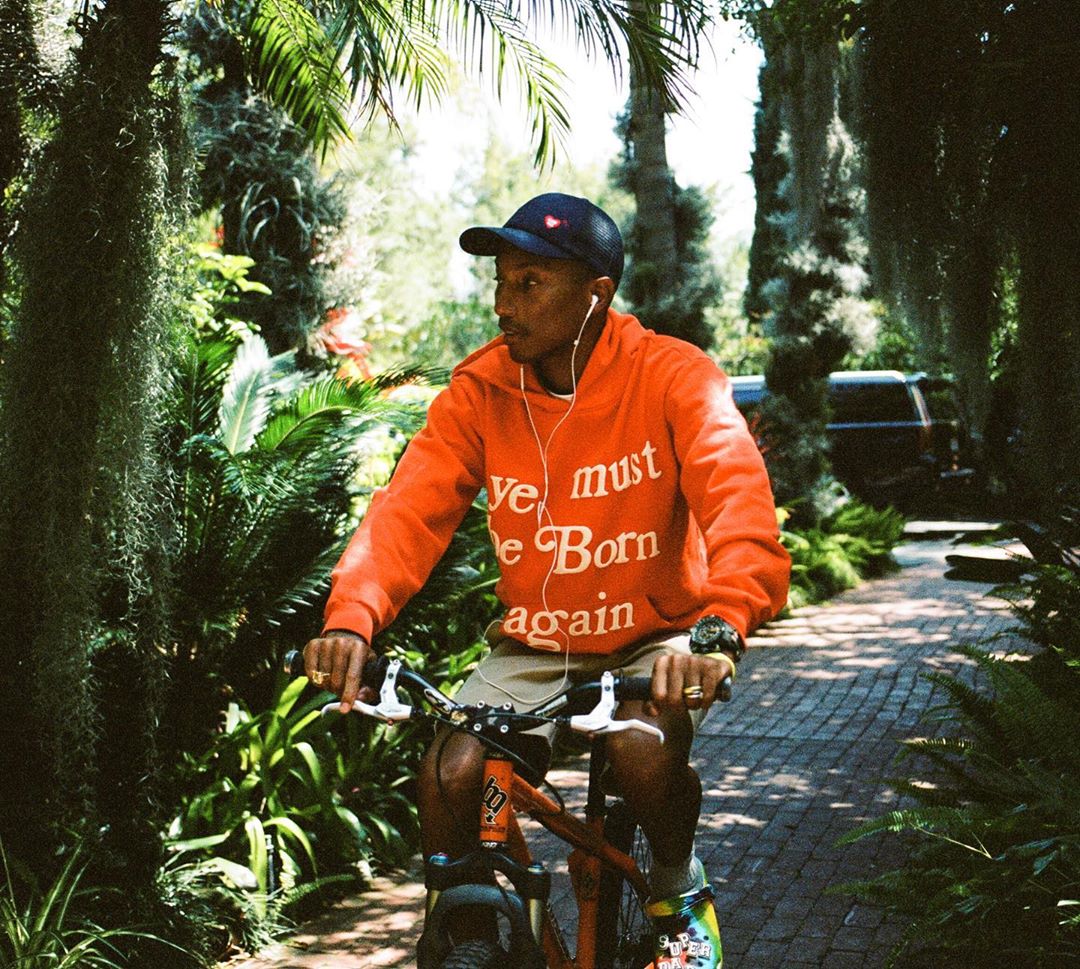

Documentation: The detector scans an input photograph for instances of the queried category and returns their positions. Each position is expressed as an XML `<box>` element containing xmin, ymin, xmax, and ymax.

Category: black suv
<box><xmin>729</xmin><ymin>370</ymin><xmax>972</xmax><ymax>504</ymax></box>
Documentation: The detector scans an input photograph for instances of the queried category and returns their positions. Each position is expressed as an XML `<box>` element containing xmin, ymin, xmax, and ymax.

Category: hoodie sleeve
<box><xmin>666</xmin><ymin>355</ymin><xmax>790</xmax><ymax>639</ymax></box>
<box><xmin>322</xmin><ymin>374</ymin><xmax>486</xmax><ymax>642</ymax></box>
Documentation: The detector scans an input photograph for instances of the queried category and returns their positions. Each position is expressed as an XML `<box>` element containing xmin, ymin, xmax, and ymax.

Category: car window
<box><xmin>828</xmin><ymin>382</ymin><xmax>914</xmax><ymax>423</ymax></box>
<box><xmin>732</xmin><ymin>386</ymin><xmax>766</xmax><ymax>411</ymax></box>
<box><xmin>919</xmin><ymin>380</ymin><xmax>961</xmax><ymax>422</ymax></box>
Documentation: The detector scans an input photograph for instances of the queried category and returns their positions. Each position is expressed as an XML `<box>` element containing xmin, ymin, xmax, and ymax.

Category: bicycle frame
<box><xmin>418</xmin><ymin>738</ymin><xmax>650</xmax><ymax>969</ymax></box>
<box><xmin>512</xmin><ymin>755</ymin><xmax>649</xmax><ymax>968</ymax></box>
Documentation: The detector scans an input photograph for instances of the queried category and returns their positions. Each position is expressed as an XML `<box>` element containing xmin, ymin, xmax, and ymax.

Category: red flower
<box><xmin>317</xmin><ymin>308</ymin><xmax>372</xmax><ymax>380</ymax></box>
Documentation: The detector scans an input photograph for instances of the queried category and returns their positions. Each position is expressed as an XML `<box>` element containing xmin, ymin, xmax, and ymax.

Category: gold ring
<box><xmin>682</xmin><ymin>685</ymin><xmax>704</xmax><ymax>699</ymax></box>
<box><xmin>310</xmin><ymin>670</ymin><xmax>329</xmax><ymax>686</ymax></box>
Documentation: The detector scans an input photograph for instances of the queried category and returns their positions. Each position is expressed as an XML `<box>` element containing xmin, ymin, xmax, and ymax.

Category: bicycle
<box><xmin>284</xmin><ymin>649</ymin><xmax>727</xmax><ymax>969</ymax></box>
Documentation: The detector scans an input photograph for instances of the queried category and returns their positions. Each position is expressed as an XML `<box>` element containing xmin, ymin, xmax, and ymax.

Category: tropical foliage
<box><xmin>839</xmin><ymin>509</ymin><xmax>1080</xmax><ymax>966</ymax></box>
<box><xmin>140</xmin><ymin>251</ymin><xmax>497</xmax><ymax>960</ymax></box>
<box><xmin>163</xmin><ymin>676</ymin><xmax>411</xmax><ymax>953</ymax></box>
<box><xmin>782</xmin><ymin>497</ymin><xmax>904</xmax><ymax>609</ymax></box>
<box><xmin>158</xmin><ymin>251</ymin><xmax>428</xmax><ymax>754</ymax></box>
<box><xmin>1</xmin><ymin>844</ymin><xmax>165</xmax><ymax>969</ymax></box>
<box><xmin>162</xmin><ymin>517</ymin><xmax>497</xmax><ymax>958</ymax></box>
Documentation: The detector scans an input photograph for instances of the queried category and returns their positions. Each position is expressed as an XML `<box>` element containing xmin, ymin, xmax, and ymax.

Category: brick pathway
<box><xmin>227</xmin><ymin>535</ymin><xmax>1026</xmax><ymax>968</ymax></box>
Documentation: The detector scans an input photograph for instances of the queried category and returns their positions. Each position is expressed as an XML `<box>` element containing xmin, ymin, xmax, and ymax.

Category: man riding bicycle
<box><xmin>304</xmin><ymin>193</ymin><xmax>790</xmax><ymax>967</ymax></box>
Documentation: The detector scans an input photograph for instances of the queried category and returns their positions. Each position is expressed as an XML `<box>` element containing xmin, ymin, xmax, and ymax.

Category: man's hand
<box><xmin>303</xmin><ymin>631</ymin><xmax>376</xmax><ymax>715</ymax></box>
<box><xmin>649</xmin><ymin>651</ymin><xmax>735</xmax><ymax>715</ymax></box>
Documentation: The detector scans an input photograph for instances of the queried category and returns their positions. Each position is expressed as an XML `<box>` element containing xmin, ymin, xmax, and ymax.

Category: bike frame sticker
<box><xmin>479</xmin><ymin>756</ymin><xmax>514</xmax><ymax>845</ymax></box>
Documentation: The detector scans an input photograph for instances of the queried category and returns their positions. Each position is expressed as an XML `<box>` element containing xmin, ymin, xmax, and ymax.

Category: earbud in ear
<box><xmin>575</xmin><ymin>294</ymin><xmax>600</xmax><ymax>347</ymax></box>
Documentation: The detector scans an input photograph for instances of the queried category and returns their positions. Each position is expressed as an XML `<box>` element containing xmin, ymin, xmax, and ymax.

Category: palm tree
<box><xmin>614</xmin><ymin>0</ymin><xmax>719</xmax><ymax>349</ymax></box>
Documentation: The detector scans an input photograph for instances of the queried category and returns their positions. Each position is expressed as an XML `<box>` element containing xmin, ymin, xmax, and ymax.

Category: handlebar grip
<box><xmin>281</xmin><ymin>649</ymin><xmax>389</xmax><ymax>691</ymax></box>
<box><xmin>284</xmin><ymin>649</ymin><xmax>305</xmax><ymax>677</ymax></box>
<box><xmin>361</xmin><ymin>653</ymin><xmax>390</xmax><ymax>690</ymax></box>
<box><xmin>617</xmin><ymin>675</ymin><xmax>654</xmax><ymax>702</ymax></box>
<box><xmin>618</xmin><ymin>673</ymin><xmax>734</xmax><ymax>703</ymax></box>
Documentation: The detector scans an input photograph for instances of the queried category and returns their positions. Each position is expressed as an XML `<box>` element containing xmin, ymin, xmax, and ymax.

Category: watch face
<box><xmin>694</xmin><ymin>616</ymin><xmax>726</xmax><ymax>646</ymax></box>
<box><xmin>692</xmin><ymin>616</ymin><xmax>743</xmax><ymax>659</ymax></box>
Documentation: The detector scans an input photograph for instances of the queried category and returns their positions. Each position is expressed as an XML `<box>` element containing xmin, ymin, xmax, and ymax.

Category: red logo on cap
<box><xmin>544</xmin><ymin>215</ymin><xmax>565</xmax><ymax>229</ymax></box>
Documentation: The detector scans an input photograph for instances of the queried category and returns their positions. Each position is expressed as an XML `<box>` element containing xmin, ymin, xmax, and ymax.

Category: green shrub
<box><xmin>782</xmin><ymin>498</ymin><xmax>905</xmax><ymax>608</ymax></box>
<box><xmin>838</xmin><ymin>554</ymin><xmax>1080</xmax><ymax>967</ymax></box>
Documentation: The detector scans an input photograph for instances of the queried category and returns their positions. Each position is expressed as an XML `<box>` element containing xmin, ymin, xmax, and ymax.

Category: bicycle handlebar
<box><xmin>282</xmin><ymin>649</ymin><xmax>667</xmax><ymax>743</ymax></box>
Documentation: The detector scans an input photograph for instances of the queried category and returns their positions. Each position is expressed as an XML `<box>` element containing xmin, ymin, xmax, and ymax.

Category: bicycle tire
<box><xmin>438</xmin><ymin>939</ymin><xmax>507</xmax><ymax>969</ymax></box>
<box><xmin>595</xmin><ymin>800</ymin><xmax>654</xmax><ymax>969</ymax></box>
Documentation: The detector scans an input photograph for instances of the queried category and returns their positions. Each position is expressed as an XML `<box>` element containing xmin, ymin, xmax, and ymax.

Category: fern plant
<box><xmin>782</xmin><ymin>497</ymin><xmax>905</xmax><ymax>608</ymax></box>
<box><xmin>839</xmin><ymin>553</ymin><xmax>1080</xmax><ymax>967</ymax></box>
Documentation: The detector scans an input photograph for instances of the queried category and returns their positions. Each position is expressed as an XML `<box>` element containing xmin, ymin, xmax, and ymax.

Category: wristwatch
<box><xmin>689</xmin><ymin>615</ymin><xmax>745</xmax><ymax>664</ymax></box>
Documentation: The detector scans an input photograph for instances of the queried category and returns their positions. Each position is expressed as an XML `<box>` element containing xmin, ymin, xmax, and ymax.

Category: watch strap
<box><xmin>704</xmin><ymin>652</ymin><xmax>737</xmax><ymax>680</ymax></box>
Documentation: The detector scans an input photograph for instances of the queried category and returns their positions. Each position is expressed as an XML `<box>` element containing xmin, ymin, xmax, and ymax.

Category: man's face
<box><xmin>493</xmin><ymin>247</ymin><xmax>597</xmax><ymax>387</ymax></box>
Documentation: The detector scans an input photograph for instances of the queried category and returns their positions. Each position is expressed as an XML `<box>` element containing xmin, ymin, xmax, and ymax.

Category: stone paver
<box><xmin>227</xmin><ymin>536</ymin><xmax>1021</xmax><ymax>968</ymax></box>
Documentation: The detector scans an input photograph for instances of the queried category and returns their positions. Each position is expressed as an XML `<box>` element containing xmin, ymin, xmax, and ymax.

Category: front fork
<box><xmin>417</xmin><ymin>753</ymin><xmax>551</xmax><ymax>968</ymax></box>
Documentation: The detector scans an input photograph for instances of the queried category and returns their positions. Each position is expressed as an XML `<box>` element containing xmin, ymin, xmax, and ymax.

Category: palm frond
<box><xmin>218</xmin><ymin>336</ymin><xmax>275</xmax><ymax>455</ymax></box>
<box><xmin>256</xmin><ymin>374</ymin><xmax>418</xmax><ymax>453</ymax></box>
<box><xmin>432</xmin><ymin>0</ymin><xmax>573</xmax><ymax>165</ymax></box>
<box><xmin>334</xmin><ymin>0</ymin><xmax>453</xmax><ymax>111</ymax></box>
<box><xmin>245</xmin><ymin>0</ymin><xmax>354</xmax><ymax>156</ymax></box>
<box><xmin>258</xmin><ymin>541</ymin><xmax>344</xmax><ymax>627</ymax></box>
<box><xmin>171</xmin><ymin>332</ymin><xmax>242</xmax><ymax>440</ymax></box>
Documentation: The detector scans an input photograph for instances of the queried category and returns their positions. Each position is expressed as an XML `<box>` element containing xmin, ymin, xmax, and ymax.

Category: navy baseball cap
<box><xmin>459</xmin><ymin>193</ymin><xmax>624</xmax><ymax>287</ymax></box>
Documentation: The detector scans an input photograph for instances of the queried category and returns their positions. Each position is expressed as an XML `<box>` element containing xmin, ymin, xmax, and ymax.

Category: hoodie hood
<box><xmin>452</xmin><ymin>308</ymin><xmax>648</xmax><ymax>413</ymax></box>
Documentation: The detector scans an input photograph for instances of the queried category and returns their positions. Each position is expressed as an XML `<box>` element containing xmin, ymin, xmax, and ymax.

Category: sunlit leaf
<box><xmin>245</xmin><ymin>0</ymin><xmax>354</xmax><ymax>156</ymax></box>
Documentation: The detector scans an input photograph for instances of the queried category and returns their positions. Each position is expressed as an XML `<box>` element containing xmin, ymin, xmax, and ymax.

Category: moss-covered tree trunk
<box><xmin>0</xmin><ymin>0</ymin><xmax>176</xmax><ymax>887</ymax></box>
<box><xmin>755</xmin><ymin>28</ymin><xmax>874</xmax><ymax>521</ymax></box>
<box><xmin>1007</xmin><ymin>15</ymin><xmax>1080</xmax><ymax>516</ymax></box>
<box><xmin>0</xmin><ymin>0</ymin><xmax>57</xmax><ymax>292</ymax></box>
<box><xmin>854</xmin><ymin>16</ymin><xmax>948</xmax><ymax>371</ymax></box>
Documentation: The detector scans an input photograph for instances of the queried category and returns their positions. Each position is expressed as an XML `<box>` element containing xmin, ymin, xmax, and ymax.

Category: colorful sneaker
<box><xmin>644</xmin><ymin>884</ymin><xmax>722</xmax><ymax>969</ymax></box>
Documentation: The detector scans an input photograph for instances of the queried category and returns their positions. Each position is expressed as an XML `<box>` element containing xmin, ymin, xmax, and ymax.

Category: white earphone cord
<box><xmin>479</xmin><ymin>295</ymin><xmax>598</xmax><ymax>706</ymax></box>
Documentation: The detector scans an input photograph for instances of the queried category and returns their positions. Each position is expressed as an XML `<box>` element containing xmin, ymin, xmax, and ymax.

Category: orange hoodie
<box><xmin>324</xmin><ymin>310</ymin><xmax>790</xmax><ymax>654</ymax></box>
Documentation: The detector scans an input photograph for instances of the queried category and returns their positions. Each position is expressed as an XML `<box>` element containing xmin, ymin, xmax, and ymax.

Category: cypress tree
<box><xmin>744</xmin><ymin>52</ymin><xmax>787</xmax><ymax>326</ymax></box>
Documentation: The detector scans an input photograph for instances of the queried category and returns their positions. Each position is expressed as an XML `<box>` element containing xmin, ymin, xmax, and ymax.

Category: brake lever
<box><xmin>320</xmin><ymin>658</ymin><xmax>412</xmax><ymax>722</ymax></box>
<box><xmin>569</xmin><ymin>671</ymin><xmax>665</xmax><ymax>744</ymax></box>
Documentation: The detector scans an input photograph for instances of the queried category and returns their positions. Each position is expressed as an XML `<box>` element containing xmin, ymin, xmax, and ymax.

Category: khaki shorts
<box><xmin>454</xmin><ymin>629</ymin><xmax>704</xmax><ymax>742</ymax></box>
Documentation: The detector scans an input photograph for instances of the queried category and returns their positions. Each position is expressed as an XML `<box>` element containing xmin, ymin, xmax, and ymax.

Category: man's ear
<box><xmin>591</xmin><ymin>276</ymin><xmax>616</xmax><ymax>311</ymax></box>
